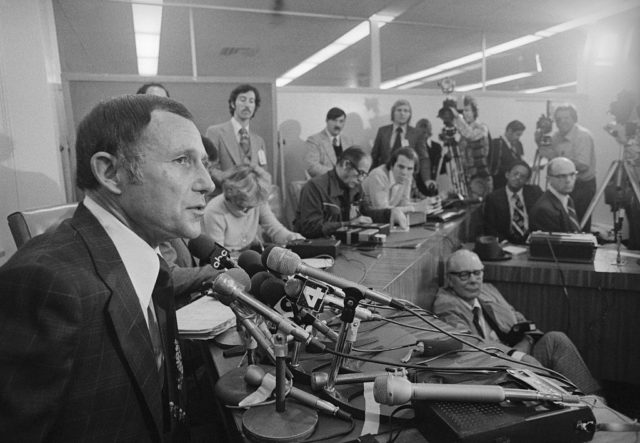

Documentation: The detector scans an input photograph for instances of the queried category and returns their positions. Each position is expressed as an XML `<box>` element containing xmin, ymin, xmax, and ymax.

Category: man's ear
<box><xmin>90</xmin><ymin>152</ymin><xmax>123</xmax><ymax>195</ymax></box>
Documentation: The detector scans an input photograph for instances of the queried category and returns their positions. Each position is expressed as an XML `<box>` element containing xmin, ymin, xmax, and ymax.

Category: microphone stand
<box><xmin>229</xmin><ymin>302</ymin><xmax>276</xmax><ymax>367</ymax></box>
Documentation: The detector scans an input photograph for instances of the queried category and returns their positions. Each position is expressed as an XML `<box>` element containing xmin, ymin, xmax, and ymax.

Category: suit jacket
<box><xmin>205</xmin><ymin>120</ymin><xmax>268</xmax><ymax>185</ymax></box>
<box><xmin>304</xmin><ymin>130</ymin><xmax>354</xmax><ymax>178</ymax></box>
<box><xmin>529</xmin><ymin>190</ymin><xmax>577</xmax><ymax>233</ymax></box>
<box><xmin>0</xmin><ymin>204</ymin><xmax>185</xmax><ymax>442</ymax></box>
<box><xmin>371</xmin><ymin>124</ymin><xmax>431</xmax><ymax>194</ymax></box>
<box><xmin>483</xmin><ymin>185</ymin><xmax>543</xmax><ymax>243</ymax></box>
<box><xmin>490</xmin><ymin>137</ymin><xmax>523</xmax><ymax>189</ymax></box>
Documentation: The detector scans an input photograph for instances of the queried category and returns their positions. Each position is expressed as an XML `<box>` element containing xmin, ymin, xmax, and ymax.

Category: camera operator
<box><xmin>450</xmin><ymin>95</ymin><xmax>493</xmax><ymax>199</ymax></box>
<box><xmin>535</xmin><ymin>103</ymin><xmax>596</xmax><ymax>231</ymax></box>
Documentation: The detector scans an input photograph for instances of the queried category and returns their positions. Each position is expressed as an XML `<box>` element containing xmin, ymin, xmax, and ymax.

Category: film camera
<box><xmin>605</xmin><ymin>89</ymin><xmax>638</xmax><ymax>140</ymax></box>
<box><xmin>436</xmin><ymin>78</ymin><xmax>460</xmax><ymax>147</ymax></box>
<box><xmin>535</xmin><ymin>114</ymin><xmax>553</xmax><ymax>147</ymax></box>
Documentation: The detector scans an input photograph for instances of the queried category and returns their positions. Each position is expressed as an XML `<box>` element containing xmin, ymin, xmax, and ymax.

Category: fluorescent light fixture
<box><xmin>277</xmin><ymin>12</ymin><xmax>401</xmax><ymax>86</ymax></box>
<box><xmin>396</xmin><ymin>64</ymin><xmax>483</xmax><ymax>89</ymax></box>
<box><xmin>523</xmin><ymin>81</ymin><xmax>577</xmax><ymax>94</ymax></box>
<box><xmin>382</xmin><ymin>0</ymin><xmax>638</xmax><ymax>89</ymax></box>
<box><xmin>132</xmin><ymin>1</ymin><xmax>163</xmax><ymax>76</ymax></box>
<box><xmin>455</xmin><ymin>72</ymin><xmax>534</xmax><ymax>92</ymax></box>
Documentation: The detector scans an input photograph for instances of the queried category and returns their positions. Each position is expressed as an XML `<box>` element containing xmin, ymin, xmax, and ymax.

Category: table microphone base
<box><xmin>242</xmin><ymin>403</ymin><xmax>318</xmax><ymax>442</ymax></box>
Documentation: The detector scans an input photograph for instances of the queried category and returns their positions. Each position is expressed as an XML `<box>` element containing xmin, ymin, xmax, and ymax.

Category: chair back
<box><xmin>7</xmin><ymin>203</ymin><xmax>78</xmax><ymax>248</ymax></box>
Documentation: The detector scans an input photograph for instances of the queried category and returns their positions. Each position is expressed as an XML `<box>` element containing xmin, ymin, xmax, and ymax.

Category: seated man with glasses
<box><xmin>483</xmin><ymin>159</ymin><xmax>543</xmax><ymax>244</ymax></box>
<box><xmin>295</xmin><ymin>146</ymin><xmax>404</xmax><ymax>238</ymax></box>
<box><xmin>203</xmin><ymin>165</ymin><xmax>303</xmax><ymax>251</ymax></box>
<box><xmin>433</xmin><ymin>249</ymin><xmax>602</xmax><ymax>396</ymax></box>
<box><xmin>530</xmin><ymin>157</ymin><xmax>583</xmax><ymax>233</ymax></box>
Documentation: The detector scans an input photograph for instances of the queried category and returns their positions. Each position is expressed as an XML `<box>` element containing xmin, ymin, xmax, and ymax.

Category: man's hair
<box><xmin>202</xmin><ymin>135</ymin><xmax>217</xmax><ymax>162</ymax></box>
<box><xmin>554</xmin><ymin>103</ymin><xmax>578</xmax><ymax>122</ymax></box>
<box><xmin>75</xmin><ymin>94</ymin><xmax>193</xmax><ymax>190</ymax></box>
<box><xmin>390</xmin><ymin>99</ymin><xmax>412</xmax><ymax>123</ymax></box>
<box><xmin>337</xmin><ymin>145</ymin><xmax>368</xmax><ymax>167</ymax></box>
<box><xmin>546</xmin><ymin>157</ymin><xmax>574</xmax><ymax>177</ymax></box>
<box><xmin>228</xmin><ymin>84</ymin><xmax>261</xmax><ymax>116</ymax></box>
<box><xmin>386</xmin><ymin>147</ymin><xmax>418</xmax><ymax>169</ymax></box>
<box><xmin>445</xmin><ymin>249</ymin><xmax>480</xmax><ymax>280</ymax></box>
<box><xmin>416</xmin><ymin>118</ymin><xmax>431</xmax><ymax>130</ymax></box>
<box><xmin>506</xmin><ymin>120</ymin><xmax>525</xmax><ymax>133</ymax></box>
<box><xmin>326</xmin><ymin>107</ymin><xmax>346</xmax><ymax>121</ymax></box>
<box><xmin>506</xmin><ymin>159</ymin><xmax>532</xmax><ymax>179</ymax></box>
<box><xmin>222</xmin><ymin>165</ymin><xmax>271</xmax><ymax>208</ymax></box>
<box><xmin>136</xmin><ymin>82</ymin><xmax>170</xmax><ymax>97</ymax></box>
<box><xmin>462</xmin><ymin>95</ymin><xmax>478</xmax><ymax>119</ymax></box>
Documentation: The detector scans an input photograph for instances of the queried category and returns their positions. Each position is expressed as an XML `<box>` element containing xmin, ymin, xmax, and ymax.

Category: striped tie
<box><xmin>511</xmin><ymin>192</ymin><xmax>526</xmax><ymax>238</ymax></box>
<box><xmin>567</xmin><ymin>199</ymin><xmax>581</xmax><ymax>232</ymax></box>
<box><xmin>239</xmin><ymin>128</ymin><xmax>251</xmax><ymax>161</ymax></box>
<box><xmin>473</xmin><ymin>306</ymin><xmax>485</xmax><ymax>339</ymax></box>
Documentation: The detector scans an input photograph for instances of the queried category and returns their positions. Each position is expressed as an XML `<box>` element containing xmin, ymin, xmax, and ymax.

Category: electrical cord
<box><xmin>303</xmin><ymin>416</ymin><xmax>356</xmax><ymax>442</ymax></box>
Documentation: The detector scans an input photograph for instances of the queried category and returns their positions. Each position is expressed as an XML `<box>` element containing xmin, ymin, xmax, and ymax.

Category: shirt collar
<box><xmin>505</xmin><ymin>186</ymin><xmax>524</xmax><ymax>200</ymax></box>
<box><xmin>231</xmin><ymin>117</ymin><xmax>249</xmax><ymax>135</ymax></box>
<box><xmin>392</xmin><ymin>123</ymin><xmax>407</xmax><ymax>133</ymax></box>
<box><xmin>548</xmin><ymin>186</ymin><xmax>569</xmax><ymax>209</ymax></box>
<box><xmin>83</xmin><ymin>195</ymin><xmax>160</xmax><ymax>323</ymax></box>
<box><xmin>324</xmin><ymin>128</ymin><xmax>339</xmax><ymax>142</ymax></box>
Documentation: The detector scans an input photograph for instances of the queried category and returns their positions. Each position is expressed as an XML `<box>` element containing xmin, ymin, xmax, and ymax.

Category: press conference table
<box><xmin>200</xmin><ymin>210</ymin><xmax>640</xmax><ymax>442</ymax></box>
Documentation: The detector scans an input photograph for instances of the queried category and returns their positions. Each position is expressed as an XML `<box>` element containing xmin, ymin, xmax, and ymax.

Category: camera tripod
<box><xmin>580</xmin><ymin>147</ymin><xmax>640</xmax><ymax>264</ymax></box>
<box><xmin>441</xmin><ymin>139</ymin><xmax>469</xmax><ymax>199</ymax></box>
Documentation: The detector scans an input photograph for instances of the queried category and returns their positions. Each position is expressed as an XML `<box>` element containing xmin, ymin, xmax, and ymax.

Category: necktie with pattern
<box><xmin>332</xmin><ymin>136</ymin><xmax>342</xmax><ymax>158</ymax></box>
<box><xmin>392</xmin><ymin>127</ymin><xmax>403</xmax><ymax>152</ymax></box>
<box><xmin>511</xmin><ymin>192</ymin><xmax>526</xmax><ymax>238</ymax></box>
<box><xmin>567</xmin><ymin>198</ymin><xmax>581</xmax><ymax>232</ymax></box>
<box><xmin>473</xmin><ymin>305</ymin><xmax>485</xmax><ymax>339</ymax></box>
<box><xmin>239</xmin><ymin>127</ymin><xmax>251</xmax><ymax>161</ymax></box>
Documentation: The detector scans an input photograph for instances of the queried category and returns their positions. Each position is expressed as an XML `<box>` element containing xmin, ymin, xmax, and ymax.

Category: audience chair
<box><xmin>7</xmin><ymin>202</ymin><xmax>78</xmax><ymax>249</ymax></box>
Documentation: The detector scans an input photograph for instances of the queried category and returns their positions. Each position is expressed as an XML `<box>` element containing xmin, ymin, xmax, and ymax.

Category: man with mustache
<box><xmin>206</xmin><ymin>84</ymin><xmax>271</xmax><ymax>190</ymax></box>
<box><xmin>305</xmin><ymin>107</ymin><xmax>354</xmax><ymax>178</ymax></box>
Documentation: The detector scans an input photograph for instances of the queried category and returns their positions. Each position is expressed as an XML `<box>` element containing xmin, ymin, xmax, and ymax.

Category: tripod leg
<box><xmin>579</xmin><ymin>161</ymin><xmax>620</xmax><ymax>230</ymax></box>
<box><xmin>622</xmin><ymin>162</ymin><xmax>640</xmax><ymax>204</ymax></box>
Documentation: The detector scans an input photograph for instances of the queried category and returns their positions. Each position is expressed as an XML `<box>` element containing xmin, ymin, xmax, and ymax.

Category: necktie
<box><xmin>332</xmin><ymin>136</ymin><xmax>343</xmax><ymax>158</ymax></box>
<box><xmin>567</xmin><ymin>198</ymin><xmax>581</xmax><ymax>232</ymax></box>
<box><xmin>473</xmin><ymin>306</ymin><xmax>485</xmax><ymax>339</ymax></box>
<box><xmin>511</xmin><ymin>192</ymin><xmax>526</xmax><ymax>238</ymax></box>
<box><xmin>150</xmin><ymin>258</ymin><xmax>172</xmax><ymax>376</ymax></box>
<box><xmin>392</xmin><ymin>127</ymin><xmax>403</xmax><ymax>152</ymax></box>
<box><xmin>239</xmin><ymin>128</ymin><xmax>251</xmax><ymax>161</ymax></box>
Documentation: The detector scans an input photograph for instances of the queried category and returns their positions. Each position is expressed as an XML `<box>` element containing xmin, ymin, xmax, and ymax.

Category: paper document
<box><xmin>177</xmin><ymin>296</ymin><xmax>236</xmax><ymax>340</ymax></box>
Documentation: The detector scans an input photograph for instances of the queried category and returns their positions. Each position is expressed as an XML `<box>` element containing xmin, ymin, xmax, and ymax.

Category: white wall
<box><xmin>0</xmin><ymin>0</ymin><xmax>65</xmax><ymax>265</ymax></box>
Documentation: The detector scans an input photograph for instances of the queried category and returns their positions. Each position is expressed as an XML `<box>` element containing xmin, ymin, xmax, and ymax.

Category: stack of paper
<box><xmin>177</xmin><ymin>296</ymin><xmax>236</xmax><ymax>340</ymax></box>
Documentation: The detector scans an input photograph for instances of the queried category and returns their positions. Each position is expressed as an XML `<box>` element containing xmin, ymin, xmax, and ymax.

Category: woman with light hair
<box><xmin>202</xmin><ymin>165</ymin><xmax>304</xmax><ymax>251</ymax></box>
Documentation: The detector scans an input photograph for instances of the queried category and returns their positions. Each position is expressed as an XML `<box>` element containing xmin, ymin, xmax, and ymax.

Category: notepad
<box><xmin>177</xmin><ymin>296</ymin><xmax>236</xmax><ymax>340</ymax></box>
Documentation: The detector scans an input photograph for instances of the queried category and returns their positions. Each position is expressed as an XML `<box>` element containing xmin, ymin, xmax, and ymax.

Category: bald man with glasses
<box><xmin>432</xmin><ymin>249</ymin><xmax>602</xmax><ymax>396</ymax></box>
<box><xmin>530</xmin><ymin>157</ymin><xmax>583</xmax><ymax>233</ymax></box>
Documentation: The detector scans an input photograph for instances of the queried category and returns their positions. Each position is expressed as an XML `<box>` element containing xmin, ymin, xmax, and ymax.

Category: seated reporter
<box><xmin>295</xmin><ymin>146</ymin><xmax>405</xmax><ymax>238</ymax></box>
<box><xmin>203</xmin><ymin>165</ymin><xmax>303</xmax><ymax>251</ymax></box>
<box><xmin>433</xmin><ymin>249</ymin><xmax>602</xmax><ymax>395</ymax></box>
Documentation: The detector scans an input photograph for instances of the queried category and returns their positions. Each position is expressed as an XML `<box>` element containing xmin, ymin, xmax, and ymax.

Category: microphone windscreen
<box><xmin>261</xmin><ymin>244</ymin><xmax>278</xmax><ymax>269</ymax></box>
<box><xmin>237</xmin><ymin>250</ymin><xmax>264</xmax><ymax>277</ymax></box>
<box><xmin>249</xmin><ymin>271</ymin><xmax>272</xmax><ymax>297</ymax></box>
<box><xmin>188</xmin><ymin>234</ymin><xmax>218</xmax><ymax>261</ymax></box>
<box><xmin>258</xmin><ymin>277</ymin><xmax>286</xmax><ymax>308</ymax></box>
<box><xmin>264</xmin><ymin>246</ymin><xmax>301</xmax><ymax>275</ymax></box>
<box><xmin>224</xmin><ymin>268</ymin><xmax>251</xmax><ymax>292</ymax></box>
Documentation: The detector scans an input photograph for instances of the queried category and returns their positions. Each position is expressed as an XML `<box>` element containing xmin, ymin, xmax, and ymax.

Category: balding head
<box><xmin>547</xmin><ymin>157</ymin><xmax>577</xmax><ymax>195</ymax></box>
<box><xmin>445</xmin><ymin>249</ymin><xmax>484</xmax><ymax>301</ymax></box>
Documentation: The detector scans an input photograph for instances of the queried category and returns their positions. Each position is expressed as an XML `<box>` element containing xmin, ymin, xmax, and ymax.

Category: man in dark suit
<box><xmin>371</xmin><ymin>99</ymin><xmax>431</xmax><ymax>195</ymax></box>
<box><xmin>490</xmin><ymin>120</ymin><xmax>525</xmax><ymax>189</ymax></box>
<box><xmin>530</xmin><ymin>157</ymin><xmax>583</xmax><ymax>233</ymax></box>
<box><xmin>416</xmin><ymin>118</ymin><xmax>445</xmax><ymax>181</ymax></box>
<box><xmin>206</xmin><ymin>84</ymin><xmax>270</xmax><ymax>189</ymax></box>
<box><xmin>0</xmin><ymin>95</ymin><xmax>214</xmax><ymax>441</ymax></box>
<box><xmin>483</xmin><ymin>160</ymin><xmax>543</xmax><ymax>244</ymax></box>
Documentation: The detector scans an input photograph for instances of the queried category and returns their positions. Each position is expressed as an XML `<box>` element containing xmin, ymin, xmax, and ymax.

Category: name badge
<box><xmin>258</xmin><ymin>149</ymin><xmax>268</xmax><ymax>166</ymax></box>
<box><xmin>401</xmin><ymin>138</ymin><xmax>410</xmax><ymax>148</ymax></box>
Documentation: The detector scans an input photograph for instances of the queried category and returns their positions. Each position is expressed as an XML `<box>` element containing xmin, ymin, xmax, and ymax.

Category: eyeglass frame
<box><xmin>448</xmin><ymin>269</ymin><xmax>484</xmax><ymax>281</ymax></box>
<box><xmin>346</xmin><ymin>160</ymin><xmax>369</xmax><ymax>179</ymax></box>
<box><xmin>547</xmin><ymin>171</ymin><xmax>577</xmax><ymax>180</ymax></box>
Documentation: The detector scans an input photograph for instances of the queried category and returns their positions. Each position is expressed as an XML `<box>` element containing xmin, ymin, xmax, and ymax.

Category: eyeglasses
<box><xmin>548</xmin><ymin>172</ymin><xmax>577</xmax><ymax>180</ymax></box>
<box><xmin>347</xmin><ymin>160</ymin><xmax>369</xmax><ymax>179</ymax></box>
<box><xmin>448</xmin><ymin>269</ymin><xmax>484</xmax><ymax>281</ymax></box>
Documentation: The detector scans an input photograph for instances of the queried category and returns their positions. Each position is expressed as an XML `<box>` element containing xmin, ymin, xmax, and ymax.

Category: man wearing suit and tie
<box><xmin>371</xmin><ymin>99</ymin><xmax>431</xmax><ymax>195</ymax></box>
<box><xmin>483</xmin><ymin>160</ymin><xmax>543</xmax><ymax>244</ymax></box>
<box><xmin>305</xmin><ymin>107</ymin><xmax>354</xmax><ymax>178</ymax></box>
<box><xmin>206</xmin><ymin>84</ymin><xmax>270</xmax><ymax>189</ymax></box>
<box><xmin>0</xmin><ymin>95</ymin><xmax>214</xmax><ymax>441</ymax></box>
<box><xmin>530</xmin><ymin>157</ymin><xmax>583</xmax><ymax>233</ymax></box>
<box><xmin>491</xmin><ymin>120</ymin><xmax>526</xmax><ymax>190</ymax></box>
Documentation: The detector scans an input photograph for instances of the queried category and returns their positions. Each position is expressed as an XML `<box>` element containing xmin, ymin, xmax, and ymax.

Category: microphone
<box><xmin>238</xmin><ymin>250</ymin><xmax>265</xmax><ymax>277</ymax></box>
<box><xmin>263</xmin><ymin>246</ymin><xmax>403</xmax><ymax>309</ymax></box>
<box><xmin>284</xmin><ymin>277</ymin><xmax>378</xmax><ymax>321</ymax></box>
<box><xmin>245</xmin><ymin>365</ymin><xmax>351</xmax><ymax>421</ymax></box>
<box><xmin>249</xmin><ymin>271</ymin><xmax>273</xmax><ymax>297</ymax></box>
<box><xmin>188</xmin><ymin>234</ymin><xmax>235</xmax><ymax>270</ymax></box>
<box><xmin>372</xmin><ymin>375</ymin><xmax>580</xmax><ymax>406</ymax></box>
<box><xmin>258</xmin><ymin>277</ymin><xmax>290</xmax><ymax>313</ymax></box>
<box><xmin>209</xmin><ymin>273</ymin><xmax>326</xmax><ymax>352</ymax></box>
<box><xmin>223</xmin><ymin>268</ymin><xmax>252</xmax><ymax>291</ymax></box>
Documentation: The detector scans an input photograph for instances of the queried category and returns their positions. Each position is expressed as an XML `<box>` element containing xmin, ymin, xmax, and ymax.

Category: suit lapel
<box><xmin>222</xmin><ymin>121</ymin><xmax>242</xmax><ymax>166</ymax></box>
<box><xmin>70</xmin><ymin>205</ymin><xmax>164</xmax><ymax>435</ymax></box>
<box><xmin>321</xmin><ymin>132</ymin><xmax>337</xmax><ymax>167</ymax></box>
